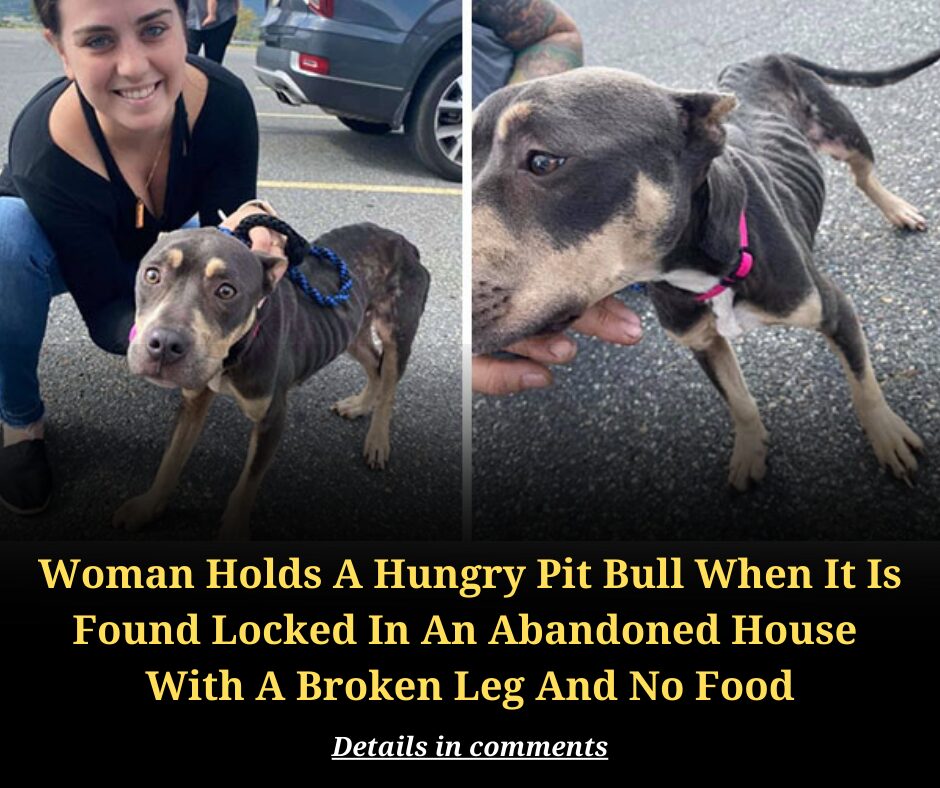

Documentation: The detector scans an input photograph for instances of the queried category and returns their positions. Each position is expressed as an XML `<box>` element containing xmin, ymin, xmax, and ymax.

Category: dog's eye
<box><xmin>144</xmin><ymin>268</ymin><xmax>161</xmax><ymax>285</ymax></box>
<box><xmin>527</xmin><ymin>152</ymin><xmax>567</xmax><ymax>176</ymax></box>
<box><xmin>216</xmin><ymin>283</ymin><xmax>237</xmax><ymax>300</ymax></box>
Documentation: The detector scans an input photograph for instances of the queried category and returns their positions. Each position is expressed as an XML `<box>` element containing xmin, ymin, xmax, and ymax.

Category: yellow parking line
<box><xmin>257</xmin><ymin>112</ymin><xmax>337</xmax><ymax>120</ymax></box>
<box><xmin>259</xmin><ymin>179</ymin><xmax>461</xmax><ymax>196</ymax></box>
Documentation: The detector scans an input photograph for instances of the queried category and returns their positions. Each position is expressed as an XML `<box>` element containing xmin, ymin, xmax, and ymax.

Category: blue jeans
<box><xmin>0</xmin><ymin>197</ymin><xmax>69</xmax><ymax>428</ymax></box>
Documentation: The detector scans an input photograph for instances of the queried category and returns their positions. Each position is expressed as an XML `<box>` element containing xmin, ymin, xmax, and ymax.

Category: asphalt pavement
<box><xmin>0</xmin><ymin>30</ymin><xmax>462</xmax><ymax>540</ymax></box>
<box><xmin>472</xmin><ymin>0</ymin><xmax>940</xmax><ymax>539</ymax></box>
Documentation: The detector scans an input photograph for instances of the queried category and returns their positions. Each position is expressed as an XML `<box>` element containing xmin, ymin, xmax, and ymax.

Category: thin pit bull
<box><xmin>473</xmin><ymin>50</ymin><xmax>940</xmax><ymax>489</ymax></box>
<box><xmin>114</xmin><ymin>208</ymin><xmax>429</xmax><ymax>538</ymax></box>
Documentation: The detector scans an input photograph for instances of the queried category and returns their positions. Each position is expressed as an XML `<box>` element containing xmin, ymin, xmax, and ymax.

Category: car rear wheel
<box><xmin>406</xmin><ymin>51</ymin><xmax>462</xmax><ymax>182</ymax></box>
<box><xmin>337</xmin><ymin>117</ymin><xmax>393</xmax><ymax>135</ymax></box>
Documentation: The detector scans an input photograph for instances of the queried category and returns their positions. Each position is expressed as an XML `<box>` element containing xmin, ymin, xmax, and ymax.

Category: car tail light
<box><xmin>305</xmin><ymin>0</ymin><xmax>334</xmax><ymax>17</ymax></box>
<box><xmin>298</xmin><ymin>53</ymin><xmax>330</xmax><ymax>75</ymax></box>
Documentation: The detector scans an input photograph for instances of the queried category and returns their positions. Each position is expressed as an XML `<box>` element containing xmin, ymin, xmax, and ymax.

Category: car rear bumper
<box><xmin>255</xmin><ymin>45</ymin><xmax>410</xmax><ymax>126</ymax></box>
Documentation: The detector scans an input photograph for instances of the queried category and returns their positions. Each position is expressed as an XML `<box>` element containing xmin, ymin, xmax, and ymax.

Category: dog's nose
<box><xmin>145</xmin><ymin>328</ymin><xmax>191</xmax><ymax>365</ymax></box>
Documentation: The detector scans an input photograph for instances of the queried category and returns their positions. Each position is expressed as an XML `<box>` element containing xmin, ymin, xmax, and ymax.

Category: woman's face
<box><xmin>49</xmin><ymin>0</ymin><xmax>188</xmax><ymax>135</ymax></box>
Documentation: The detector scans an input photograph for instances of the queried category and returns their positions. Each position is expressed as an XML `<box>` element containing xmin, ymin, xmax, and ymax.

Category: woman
<box><xmin>0</xmin><ymin>0</ymin><xmax>276</xmax><ymax>515</ymax></box>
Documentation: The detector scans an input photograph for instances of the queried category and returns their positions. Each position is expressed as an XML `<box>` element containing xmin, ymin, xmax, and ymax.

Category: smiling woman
<box><xmin>0</xmin><ymin>0</ymin><xmax>273</xmax><ymax>516</ymax></box>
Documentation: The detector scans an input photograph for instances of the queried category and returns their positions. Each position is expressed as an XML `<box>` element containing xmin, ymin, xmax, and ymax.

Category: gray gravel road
<box><xmin>0</xmin><ymin>30</ymin><xmax>462</xmax><ymax>540</ymax></box>
<box><xmin>473</xmin><ymin>0</ymin><xmax>940</xmax><ymax>540</ymax></box>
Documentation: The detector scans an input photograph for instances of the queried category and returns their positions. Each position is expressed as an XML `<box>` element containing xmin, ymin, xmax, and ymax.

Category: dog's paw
<box><xmin>883</xmin><ymin>197</ymin><xmax>927</xmax><ymax>232</ymax></box>
<box><xmin>332</xmin><ymin>393</ymin><xmax>373</xmax><ymax>420</ymax></box>
<box><xmin>728</xmin><ymin>424</ymin><xmax>769</xmax><ymax>492</ymax></box>
<box><xmin>864</xmin><ymin>407</ymin><xmax>923</xmax><ymax>485</ymax></box>
<box><xmin>363</xmin><ymin>432</ymin><xmax>390</xmax><ymax>470</ymax></box>
<box><xmin>112</xmin><ymin>494</ymin><xmax>163</xmax><ymax>531</ymax></box>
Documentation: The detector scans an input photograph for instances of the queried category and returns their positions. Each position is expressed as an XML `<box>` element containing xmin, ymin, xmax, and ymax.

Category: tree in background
<box><xmin>235</xmin><ymin>7</ymin><xmax>259</xmax><ymax>41</ymax></box>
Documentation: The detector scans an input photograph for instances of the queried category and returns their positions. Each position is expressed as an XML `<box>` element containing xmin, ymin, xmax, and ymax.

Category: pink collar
<box><xmin>694</xmin><ymin>210</ymin><xmax>753</xmax><ymax>302</ymax></box>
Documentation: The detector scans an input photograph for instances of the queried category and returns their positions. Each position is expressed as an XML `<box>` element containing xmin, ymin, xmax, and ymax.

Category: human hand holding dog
<box><xmin>218</xmin><ymin>200</ymin><xmax>288</xmax><ymax>257</ymax></box>
<box><xmin>472</xmin><ymin>296</ymin><xmax>643</xmax><ymax>395</ymax></box>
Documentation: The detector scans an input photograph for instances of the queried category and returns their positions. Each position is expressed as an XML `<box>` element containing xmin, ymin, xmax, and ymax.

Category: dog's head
<box><xmin>472</xmin><ymin>67</ymin><xmax>737</xmax><ymax>353</ymax></box>
<box><xmin>127</xmin><ymin>228</ymin><xmax>288</xmax><ymax>389</ymax></box>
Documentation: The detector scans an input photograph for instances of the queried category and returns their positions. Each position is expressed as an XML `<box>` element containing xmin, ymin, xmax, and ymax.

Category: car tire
<box><xmin>406</xmin><ymin>50</ymin><xmax>462</xmax><ymax>182</ymax></box>
<box><xmin>337</xmin><ymin>117</ymin><xmax>393</xmax><ymax>135</ymax></box>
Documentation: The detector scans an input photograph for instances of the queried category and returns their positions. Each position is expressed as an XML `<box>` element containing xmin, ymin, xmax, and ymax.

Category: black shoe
<box><xmin>0</xmin><ymin>439</ymin><xmax>53</xmax><ymax>515</ymax></box>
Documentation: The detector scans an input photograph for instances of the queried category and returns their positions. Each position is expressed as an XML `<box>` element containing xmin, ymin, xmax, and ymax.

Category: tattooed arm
<box><xmin>472</xmin><ymin>0</ymin><xmax>583</xmax><ymax>83</ymax></box>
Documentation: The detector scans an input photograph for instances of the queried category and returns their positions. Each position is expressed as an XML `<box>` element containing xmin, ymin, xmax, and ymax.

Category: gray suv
<box><xmin>255</xmin><ymin>0</ymin><xmax>462</xmax><ymax>181</ymax></box>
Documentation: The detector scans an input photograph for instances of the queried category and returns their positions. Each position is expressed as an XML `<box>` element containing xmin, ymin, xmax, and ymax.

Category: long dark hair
<box><xmin>34</xmin><ymin>1</ymin><xmax>190</xmax><ymax>36</ymax></box>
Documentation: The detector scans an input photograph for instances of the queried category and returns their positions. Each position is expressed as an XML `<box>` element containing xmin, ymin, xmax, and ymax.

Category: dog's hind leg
<box><xmin>846</xmin><ymin>152</ymin><xmax>925</xmax><ymax>231</ymax></box>
<box><xmin>332</xmin><ymin>321</ymin><xmax>382</xmax><ymax>419</ymax></box>
<box><xmin>113</xmin><ymin>387</ymin><xmax>216</xmax><ymax>530</ymax></box>
<box><xmin>359</xmin><ymin>243</ymin><xmax>430</xmax><ymax>469</ymax></box>
<box><xmin>814</xmin><ymin>279</ymin><xmax>923</xmax><ymax>482</ymax></box>
<box><xmin>671</xmin><ymin>318</ymin><xmax>769</xmax><ymax>491</ymax></box>
<box><xmin>362</xmin><ymin>320</ymin><xmax>398</xmax><ymax>469</ymax></box>
<box><xmin>387</xmin><ymin>241</ymin><xmax>430</xmax><ymax>381</ymax></box>
<box><xmin>794</xmin><ymin>66</ymin><xmax>927</xmax><ymax>230</ymax></box>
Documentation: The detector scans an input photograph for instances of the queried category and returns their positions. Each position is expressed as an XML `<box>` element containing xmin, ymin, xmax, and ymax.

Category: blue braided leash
<box><xmin>218</xmin><ymin>214</ymin><xmax>352</xmax><ymax>308</ymax></box>
<box><xmin>287</xmin><ymin>244</ymin><xmax>352</xmax><ymax>307</ymax></box>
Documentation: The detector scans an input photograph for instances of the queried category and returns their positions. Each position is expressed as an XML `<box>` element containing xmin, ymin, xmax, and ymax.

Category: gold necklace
<box><xmin>135</xmin><ymin>120</ymin><xmax>173</xmax><ymax>229</ymax></box>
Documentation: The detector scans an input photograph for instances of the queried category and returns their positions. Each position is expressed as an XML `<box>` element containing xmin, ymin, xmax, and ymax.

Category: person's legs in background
<box><xmin>186</xmin><ymin>26</ymin><xmax>205</xmax><ymax>57</ymax></box>
<box><xmin>201</xmin><ymin>16</ymin><xmax>237</xmax><ymax>64</ymax></box>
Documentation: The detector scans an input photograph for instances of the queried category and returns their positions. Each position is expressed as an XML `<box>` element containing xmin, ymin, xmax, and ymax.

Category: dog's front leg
<box><xmin>218</xmin><ymin>396</ymin><xmax>286</xmax><ymax>540</ymax></box>
<box><xmin>671</xmin><ymin>319</ymin><xmax>768</xmax><ymax>491</ymax></box>
<box><xmin>113</xmin><ymin>387</ymin><xmax>216</xmax><ymax>530</ymax></box>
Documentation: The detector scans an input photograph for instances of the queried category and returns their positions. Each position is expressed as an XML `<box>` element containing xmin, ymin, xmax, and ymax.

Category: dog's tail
<box><xmin>785</xmin><ymin>47</ymin><xmax>940</xmax><ymax>87</ymax></box>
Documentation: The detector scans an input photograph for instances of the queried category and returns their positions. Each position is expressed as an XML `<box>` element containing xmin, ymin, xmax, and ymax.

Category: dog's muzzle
<box><xmin>144</xmin><ymin>327</ymin><xmax>192</xmax><ymax>366</ymax></box>
<box><xmin>127</xmin><ymin>323</ymin><xmax>209</xmax><ymax>389</ymax></box>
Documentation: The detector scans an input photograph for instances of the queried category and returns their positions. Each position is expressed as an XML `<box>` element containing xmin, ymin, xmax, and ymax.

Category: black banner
<box><xmin>5</xmin><ymin>541</ymin><xmax>937</xmax><ymax>761</ymax></box>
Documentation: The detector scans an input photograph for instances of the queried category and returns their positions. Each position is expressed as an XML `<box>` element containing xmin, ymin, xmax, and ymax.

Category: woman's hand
<box><xmin>472</xmin><ymin>296</ymin><xmax>643</xmax><ymax>395</ymax></box>
<box><xmin>219</xmin><ymin>199</ymin><xmax>287</xmax><ymax>257</ymax></box>
<box><xmin>203</xmin><ymin>0</ymin><xmax>219</xmax><ymax>26</ymax></box>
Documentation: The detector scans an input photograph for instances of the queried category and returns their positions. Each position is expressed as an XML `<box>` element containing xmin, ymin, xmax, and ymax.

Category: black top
<box><xmin>0</xmin><ymin>56</ymin><xmax>258</xmax><ymax>352</ymax></box>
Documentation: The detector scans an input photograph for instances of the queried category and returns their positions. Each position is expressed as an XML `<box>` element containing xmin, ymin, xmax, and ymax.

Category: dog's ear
<box><xmin>473</xmin><ymin>81</ymin><xmax>528</xmax><ymax>135</ymax></box>
<box><xmin>673</xmin><ymin>91</ymin><xmax>738</xmax><ymax>156</ymax></box>
<box><xmin>699</xmin><ymin>153</ymin><xmax>747</xmax><ymax>267</ymax></box>
<box><xmin>472</xmin><ymin>82</ymin><xmax>529</xmax><ymax>172</ymax></box>
<box><xmin>672</xmin><ymin>91</ymin><xmax>746</xmax><ymax>266</ymax></box>
<box><xmin>257</xmin><ymin>252</ymin><xmax>288</xmax><ymax>295</ymax></box>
